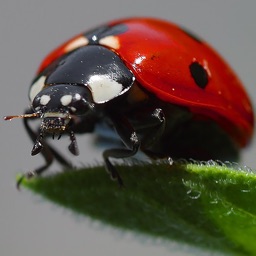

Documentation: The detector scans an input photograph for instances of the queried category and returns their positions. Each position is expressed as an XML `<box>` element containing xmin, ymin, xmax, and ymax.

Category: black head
<box><xmin>29</xmin><ymin>84</ymin><xmax>94</xmax><ymax>156</ymax></box>
<box><xmin>32</xmin><ymin>84</ymin><xmax>93</xmax><ymax>129</ymax></box>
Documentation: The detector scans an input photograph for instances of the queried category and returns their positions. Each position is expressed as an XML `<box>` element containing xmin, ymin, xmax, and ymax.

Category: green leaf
<box><xmin>20</xmin><ymin>161</ymin><xmax>256</xmax><ymax>255</ymax></box>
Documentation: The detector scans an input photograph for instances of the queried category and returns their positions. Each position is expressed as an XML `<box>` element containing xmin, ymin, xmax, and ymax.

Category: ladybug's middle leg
<box><xmin>137</xmin><ymin>108</ymin><xmax>166</xmax><ymax>148</ymax></box>
<box><xmin>103</xmin><ymin>108</ymin><xmax>165</xmax><ymax>186</ymax></box>
<box><xmin>103</xmin><ymin>113</ymin><xmax>140</xmax><ymax>186</ymax></box>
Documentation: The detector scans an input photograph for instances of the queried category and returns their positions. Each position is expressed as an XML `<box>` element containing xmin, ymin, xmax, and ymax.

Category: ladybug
<box><xmin>5</xmin><ymin>17</ymin><xmax>254</xmax><ymax>186</ymax></box>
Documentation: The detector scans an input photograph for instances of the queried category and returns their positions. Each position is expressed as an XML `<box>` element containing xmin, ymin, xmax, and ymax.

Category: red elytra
<box><xmin>37</xmin><ymin>17</ymin><xmax>254</xmax><ymax>148</ymax></box>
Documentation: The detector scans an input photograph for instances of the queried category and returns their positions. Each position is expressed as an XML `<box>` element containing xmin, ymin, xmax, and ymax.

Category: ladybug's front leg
<box><xmin>17</xmin><ymin>109</ymin><xmax>73</xmax><ymax>187</ymax></box>
<box><xmin>103</xmin><ymin>114</ymin><xmax>140</xmax><ymax>186</ymax></box>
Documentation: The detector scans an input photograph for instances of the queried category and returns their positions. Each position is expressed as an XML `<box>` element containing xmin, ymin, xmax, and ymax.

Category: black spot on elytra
<box><xmin>180</xmin><ymin>27</ymin><xmax>203</xmax><ymax>43</ymax></box>
<box><xmin>83</xmin><ymin>24</ymin><xmax>128</xmax><ymax>45</ymax></box>
<box><xmin>189</xmin><ymin>62</ymin><xmax>209</xmax><ymax>89</ymax></box>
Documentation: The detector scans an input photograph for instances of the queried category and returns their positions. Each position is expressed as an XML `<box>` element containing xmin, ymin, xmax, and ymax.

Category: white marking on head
<box><xmin>44</xmin><ymin>112</ymin><xmax>70</xmax><ymax>119</ymax></box>
<box><xmin>70</xmin><ymin>107</ymin><xmax>77</xmax><ymax>112</ymax></box>
<box><xmin>99</xmin><ymin>36</ymin><xmax>120</xmax><ymax>50</ymax></box>
<box><xmin>64</xmin><ymin>36</ymin><xmax>89</xmax><ymax>53</ymax></box>
<box><xmin>60</xmin><ymin>95</ymin><xmax>73</xmax><ymax>106</ymax></box>
<box><xmin>74</xmin><ymin>93</ymin><xmax>82</xmax><ymax>100</ymax></box>
<box><xmin>40</xmin><ymin>95</ymin><xmax>51</xmax><ymax>105</ymax></box>
<box><xmin>88</xmin><ymin>75</ymin><xmax>123</xmax><ymax>103</ymax></box>
<box><xmin>30</xmin><ymin>76</ymin><xmax>46</xmax><ymax>101</ymax></box>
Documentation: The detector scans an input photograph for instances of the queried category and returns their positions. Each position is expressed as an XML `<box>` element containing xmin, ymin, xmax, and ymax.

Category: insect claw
<box><xmin>31</xmin><ymin>140</ymin><xmax>43</xmax><ymax>155</ymax></box>
<box><xmin>68</xmin><ymin>130</ymin><xmax>79</xmax><ymax>155</ymax></box>
<box><xmin>31</xmin><ymin>130</ymin><xmax>44</xmax><ymax>155</ymax></box>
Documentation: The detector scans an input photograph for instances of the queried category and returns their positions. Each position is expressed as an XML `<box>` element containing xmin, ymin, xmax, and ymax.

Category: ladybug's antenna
<box><xmin>4</xmin><ymin>113</ymin><xmax>40</xmax><ymax>121</ymax></box>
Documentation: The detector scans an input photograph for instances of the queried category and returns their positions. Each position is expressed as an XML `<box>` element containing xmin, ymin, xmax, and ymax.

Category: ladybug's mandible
<box><xmin>5</xmin><ymin>17</ymin><xmax>254</xmax><ymax>185</ymax></box>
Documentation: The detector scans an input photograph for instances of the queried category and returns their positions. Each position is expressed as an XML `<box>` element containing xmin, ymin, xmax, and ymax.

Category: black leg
<box><xmin>18</xmin><ymin>109</ymin><xmax>73</xmax><ymax>188</ymax></box>
<box><xmin>103</xmin><ymin>108</ymin><xmax>165</xmax><ymax>186</ymax></box>
<box><xmin>140</xmin><ymin>108</ymin><xmax>166</xmax><ymax>148</ymax></box>
<box><xmin>103</xmin><ymin>114</ymin><xmax>140</xmax><ymax>186</ymax></box>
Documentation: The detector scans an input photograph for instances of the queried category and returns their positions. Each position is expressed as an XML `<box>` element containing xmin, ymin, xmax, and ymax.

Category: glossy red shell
<box><xmin>37</xmin><ymin>17</ymin><xmax>254</xmax><ymax>147</ymax></box>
